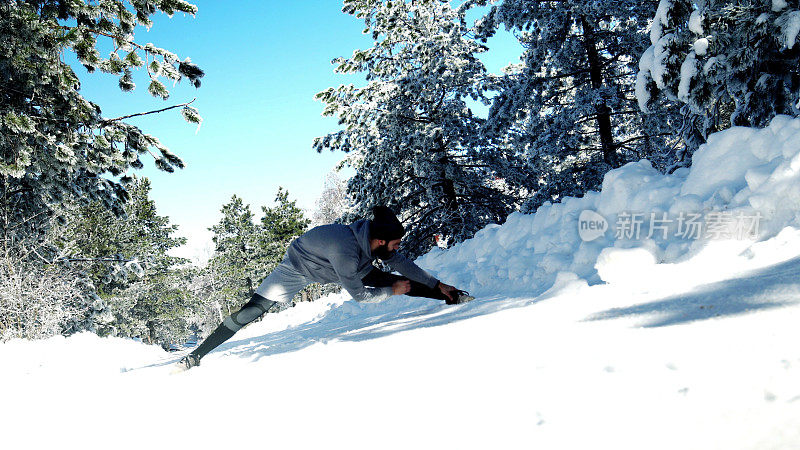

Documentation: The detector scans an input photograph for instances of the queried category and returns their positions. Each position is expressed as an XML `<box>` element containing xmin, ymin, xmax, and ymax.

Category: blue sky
<box><xmin>73</xmin><ymin>1</ymin><xmax>521</xmax><ymax>263</ymax></box>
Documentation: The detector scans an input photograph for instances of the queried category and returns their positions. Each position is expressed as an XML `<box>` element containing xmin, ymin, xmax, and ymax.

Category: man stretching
<box><xmin>174</xmin><ymin>206</ymin><xmax>472</xmax><ymax>372</ymax></box>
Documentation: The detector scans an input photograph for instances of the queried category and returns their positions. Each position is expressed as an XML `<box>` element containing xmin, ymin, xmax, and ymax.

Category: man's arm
<box><xmin>383</xmin><ymin>251</ymin><xmax>439</xmax><ymax>289</ymax></box>
<box><xmin>330</xmin><ymin>252</ymin><xmax>394</xmax><ymax>302</ymax></box>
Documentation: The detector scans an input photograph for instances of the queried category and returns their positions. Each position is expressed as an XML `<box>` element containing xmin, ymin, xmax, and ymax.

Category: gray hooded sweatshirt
<box><xmin>284</xmin><ymin>219</ymin><xmax>439</xmax><ymax>302</ymax></box>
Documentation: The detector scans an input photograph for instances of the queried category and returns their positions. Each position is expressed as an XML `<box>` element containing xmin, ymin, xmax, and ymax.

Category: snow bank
<box><xmin>418</xmin><ymin>115</ymin><xmax>800</xmax><ymax>295</ymax></box>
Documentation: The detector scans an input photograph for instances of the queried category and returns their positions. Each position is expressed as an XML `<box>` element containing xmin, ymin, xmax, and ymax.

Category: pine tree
<box><xmin>52</xmin><ymin>177</ymin><xmax>194</xmax><ymax>343</ymax></box>
<box><xmin>636</xmin><ymin>0</ymin><xmax>800</xmax><ymax>142</ymax></box>
<box><xmin>477</xmin><ymin>0</ymin><xmax>684</xmax><ymax>211</ymax></box>
<box><xmin>259</xmin><ymin>187</ymin><xmax>310</xmax><ymax>262</ymax></box>
<box><xmin>207</xmin><ymin>195</ymin><xmax>262</xmax><ymax>315</ymax></box>
<box><xmin>315</xmin><ymin>0</ymin><xmax>529</xmax><ymax>257</ymax></box>
<box><xmin>103</xmin><ymin>178</ymin><xmax>193</xmax><ymax>345</ymax></box>
<box><xmin>56</xmin><ymin>178</ymin><xmax>186</xmax><ymax>291</ymax></box>
<box><xmin>0</xmin><ymin>1</ymin><xmax>203</xmax><ymax>255</ymax></box>
<box><xmin>121</xmin><ymin>267</ymin><xmax>196</xmax><ymax>348</ymax></box>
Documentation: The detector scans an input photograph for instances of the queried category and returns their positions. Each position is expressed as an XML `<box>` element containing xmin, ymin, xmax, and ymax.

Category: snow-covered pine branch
<box><xmin>0</xmin><ymin>1</ymin><xmax>203</xmax><ymax>253</ymax></box>
<box><xmin>636</xmin><ymin>0</ymin><xmax>800</xmax><ymax>147</ymax></box>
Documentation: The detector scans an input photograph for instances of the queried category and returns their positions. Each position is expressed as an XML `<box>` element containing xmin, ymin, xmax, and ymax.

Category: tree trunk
<box><xmin>580</xmin><ymin>16</ymin><xmax>617</xmax><ymax>167</ymax></box>
<box><xmin>146</xmin><ymin>320</ymin><xmax>156</xmax><ymax>345</ymax></box>
<box><xmin>435</xmin><ymin>139</ymin><xmax>459</xmax><ymax>224</ymax></box>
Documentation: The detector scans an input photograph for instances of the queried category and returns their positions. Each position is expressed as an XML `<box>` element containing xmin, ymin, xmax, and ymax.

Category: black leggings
<box><xmin>361</xmin><ymin>268</ymin><xmax>448</xmax><ymax>301</ymax></box>
<box><xmin>189</xmin><ymin>293</ymin><xmax>277</xmax><ymax>360</ymax></box>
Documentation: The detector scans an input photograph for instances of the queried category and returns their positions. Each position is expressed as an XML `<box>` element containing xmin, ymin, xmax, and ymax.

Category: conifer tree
<box><xmin>315</xmin><ymin>0</ymin><xmax>529</xmax><ymax>257</ymax></box>
<box><xmin>53</xmin><ymin>177</ymin><xmax>193</xmax><ymax>342</ymax></box>
<box><xmin>477</xmin><ymin>0</ymin><xmax>683</xmax><ymax>210</ymax></box>
<box><xmin>207</xmin><ymin>195</ymin><xmax>262</xmax><ymax>315</ymax></box>
<box><xmin>0</xmin><ymin>0</ymin><xmax>203</xmax><ymax>253</ymax></box>
<box><xmin>259</xmin><ymin>187</ymin><xmax>310</xmax><ymax>265</ymax></box>
<box><xmin>57</xmin><ymin>178</ymin><xmax>186</xmax><ymax>292</ymax></box>
<box><xmin>636</xmin><ymin>0</ymin><xmax>800</xmax><ymax>141</ymax></box>
<box><xmin>101</xmin><ymin>178</ymin><xmax>193</xmax><ymax>345</ymax></box>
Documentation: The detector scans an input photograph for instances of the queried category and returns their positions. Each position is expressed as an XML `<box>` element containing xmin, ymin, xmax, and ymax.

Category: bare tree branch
<box><xmin>101</xmin><ymin>98</ymin><xmax>196</xmax><ymax>125</ymax></box>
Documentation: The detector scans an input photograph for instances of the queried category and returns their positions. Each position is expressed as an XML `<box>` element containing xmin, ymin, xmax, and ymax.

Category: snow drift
<box><xmin>418</xmin><ymin>114</ymin><xmax>800</xmax><ymax>296</ymax></box>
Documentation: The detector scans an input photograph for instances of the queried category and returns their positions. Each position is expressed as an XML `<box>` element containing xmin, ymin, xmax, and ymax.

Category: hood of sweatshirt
<box><xmin>349</xmin><ymin>219</ymin><xmax>374</xmax><ymax>260</ymax></box>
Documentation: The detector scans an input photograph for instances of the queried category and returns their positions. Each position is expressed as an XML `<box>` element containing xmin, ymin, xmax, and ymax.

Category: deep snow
<box><xmin>3</xmin><ymin>117</ymin><xmax>800</xmax><ymax>449</ymax></box>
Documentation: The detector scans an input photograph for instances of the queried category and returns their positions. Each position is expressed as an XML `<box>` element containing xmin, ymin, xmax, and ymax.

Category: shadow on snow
<box><xmin>216</xmin><ymin>288</ymin><xmax>556</xmax><ymax>363</ymax></box>
<box><xmin>584</xmin><ymin>255</ymin><xmax>800</xmax><ymax>328</ymax></box>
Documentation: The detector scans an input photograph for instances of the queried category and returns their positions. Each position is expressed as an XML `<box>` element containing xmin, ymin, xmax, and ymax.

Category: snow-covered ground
<box><xmin>3</xmin><ymin>117</ymin><xmax>800</xmax><ymax>449</ymax></box>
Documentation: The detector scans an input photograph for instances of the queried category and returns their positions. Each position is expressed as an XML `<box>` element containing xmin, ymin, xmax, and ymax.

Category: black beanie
<box><xmin>369</xmin><ymin>206</ymin><xmax>405</xmax><ymax>241</ymax></box>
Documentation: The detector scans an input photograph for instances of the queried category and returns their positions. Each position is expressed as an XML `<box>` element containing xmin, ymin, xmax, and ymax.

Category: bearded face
<box><xmin>373</xmin><ymin>242</ymin><xmax>396</xmax><ymax>260</ymax></box>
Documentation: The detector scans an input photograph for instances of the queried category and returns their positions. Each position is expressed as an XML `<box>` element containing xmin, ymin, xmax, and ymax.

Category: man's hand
<box><xmin>392</xmin><ymin>280</ymin><xmax>411</xmax><ymax>295</ymax></box>
<box><xmin>437</xmin><ymin>281</ymin><xmax>457</xmax><ymax>302</ymax></box>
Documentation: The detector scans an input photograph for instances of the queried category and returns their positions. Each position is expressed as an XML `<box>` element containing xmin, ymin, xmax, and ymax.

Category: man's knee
<box><xmin>223</xmin><ymin>293</ymin><xmax>278</xmax><ymax>332</ymax></box>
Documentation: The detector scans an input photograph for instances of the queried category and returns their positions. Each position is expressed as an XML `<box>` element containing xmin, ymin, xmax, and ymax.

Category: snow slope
<box><xmin>3</xmin><ymin>117</ymin><xmax>800</xmax><ymax>449</ymax></box>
